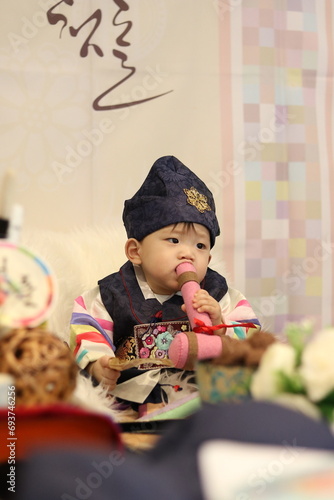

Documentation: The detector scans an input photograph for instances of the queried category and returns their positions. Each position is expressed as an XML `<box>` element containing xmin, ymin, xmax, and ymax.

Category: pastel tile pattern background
<box><xmin>221</xmin><ymin>0</ymin><xmax>333</xmax><ymax>333</ymax></box>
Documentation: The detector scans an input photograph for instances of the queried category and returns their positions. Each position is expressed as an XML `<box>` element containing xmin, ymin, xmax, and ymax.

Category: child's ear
<box><xmin>125</xmin><ymin>238</ymin><xmax>142</xmax><ymax>264</ymax></box>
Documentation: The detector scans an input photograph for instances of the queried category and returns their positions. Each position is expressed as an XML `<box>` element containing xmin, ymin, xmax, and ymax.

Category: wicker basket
<box><xmin>0</xmin><ymin>327</ymin><xmax>78</xmax><ymax>406</ymax></box>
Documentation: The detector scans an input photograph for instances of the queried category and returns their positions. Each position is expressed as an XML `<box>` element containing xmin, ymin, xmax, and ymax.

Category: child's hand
<box><xmin>88</xmin><ymin>355</ymin><xmax>120</xmax><ymax>391</ymax></box>
<box><xmin>182</xmin><ymin>289</ymin><xmax>226</xmax><ymax>335</ymax></box>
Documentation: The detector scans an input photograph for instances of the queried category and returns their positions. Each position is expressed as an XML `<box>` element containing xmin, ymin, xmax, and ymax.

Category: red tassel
<box><xmin>193</xmin><ymin>318</ymin><xmax>257</xmax><ymax>335</ymax></box>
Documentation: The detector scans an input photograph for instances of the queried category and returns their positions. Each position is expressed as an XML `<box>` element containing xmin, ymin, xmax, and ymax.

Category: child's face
<box><xmin>135</xmin><ymin>223</ymin><xmax>211</xmax><ymax>295</ymax></box>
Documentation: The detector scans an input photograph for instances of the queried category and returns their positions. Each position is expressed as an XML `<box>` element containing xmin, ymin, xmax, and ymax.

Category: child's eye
<box><xmin>167</xmin><ymin>238</ymin><xmax>179</xmax><ymax>244</ymax></box>
<box><xmin>197</xmin><ymin>243</ymin><xmax>206</xmax><ymax>249</ymax></box>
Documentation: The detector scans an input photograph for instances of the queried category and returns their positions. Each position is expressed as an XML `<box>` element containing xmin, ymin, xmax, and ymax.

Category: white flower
<box><xmin>299</xmin><ymin>329</ymin><xmax>334</xmax><ymax>402</ymax></box>
<box><xmin>251</xmin><ymin>343</ymin><xmax>296</xmax><ymax>399</ymax></box>
<box><xmin>273</xmin><ymin>394</ymin><xmax>321</xmax><ymax>421</ymax></box>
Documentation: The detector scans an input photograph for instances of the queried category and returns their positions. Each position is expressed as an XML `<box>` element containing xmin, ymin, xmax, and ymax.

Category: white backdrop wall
<box><xmin>0</xmin><ymin>0</ymin><xmax>222</xmax><ymax>231</ymax></box>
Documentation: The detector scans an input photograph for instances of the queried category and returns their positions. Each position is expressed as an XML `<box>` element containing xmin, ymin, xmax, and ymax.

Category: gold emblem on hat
<box><xmin>183</xmin><ymin>187</ymin><xmax>212</xmax><ymax>213</ymax></box>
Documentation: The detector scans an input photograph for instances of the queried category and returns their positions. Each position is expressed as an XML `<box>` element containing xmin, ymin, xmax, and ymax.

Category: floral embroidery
<box><xmin>183</xmin><ymin>187</ymin><xmax>212</xmax><ymax>213</ymax></box>
<box><xmin>142</xmin><ymin>333</ymin><xmax>155</xmax><ymax>348</ymax></box>
<box><xmin>155</xmin><ymin>349</ymin><xmax>166</xmax><ymax>359</ymax></box>
<box><xmin>133</xmin><ymin>320</ymin><xmax>190</xmax><ymax>369</ymax></box>
<box><xmin>139</xmin><ymin>347</ymin><xmax>150</xmax><ymax>358</ymax></box>
<box><xmin>156</xmin><ymin>331</ymin><xmax>174</xmax><ymax>350</ymax></box>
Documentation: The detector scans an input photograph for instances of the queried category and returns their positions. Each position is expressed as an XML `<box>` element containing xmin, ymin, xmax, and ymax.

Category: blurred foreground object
<box><xmin>0</xmin><ymin>327</ymin><xmax>77</xmax><ymax>406</ymax></box>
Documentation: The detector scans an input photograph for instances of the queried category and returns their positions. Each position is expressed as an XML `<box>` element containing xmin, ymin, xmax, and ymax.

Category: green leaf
<box><xmin>276</xmin><ymin>370</ymin><xmax>306</xmax><ymax>395</ymax></box>
<box><xmin>317</xmin><ymin>402</ymin><xmax>334</xmax><ymax>423</ymax></box>
<box><xmin>317</xmin><ymin>389</ymin><xmax>334</xmax><ymax>422</ymax></box>
<box><xmin>284</xmin><ymin>321</ymin><xmax>313</xmax><ymax>365</ymax></box>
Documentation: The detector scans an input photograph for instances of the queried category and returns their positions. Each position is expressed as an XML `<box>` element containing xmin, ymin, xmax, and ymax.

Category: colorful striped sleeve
<box><xmin>220</xmin><ymin>287</ymin><xmax>261</xmax><ymax>339</ymax></box>
<box><xmin>70</xmin><ymin>286</ymin><xmax>115</xmax><ymax>369</ymax></box>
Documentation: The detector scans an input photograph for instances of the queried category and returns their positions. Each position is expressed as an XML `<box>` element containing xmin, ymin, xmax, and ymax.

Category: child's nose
<box><xmin>178</xmin><ymin>245</ymin><xmax>194</xmax><ymax>261</ymax></box>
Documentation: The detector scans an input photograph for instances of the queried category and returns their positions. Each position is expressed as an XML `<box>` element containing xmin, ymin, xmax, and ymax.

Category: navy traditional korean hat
<box><xmin>123</xmin><ymin>155</ymin><xmax>220</xmax><ymax>247</ymax></box>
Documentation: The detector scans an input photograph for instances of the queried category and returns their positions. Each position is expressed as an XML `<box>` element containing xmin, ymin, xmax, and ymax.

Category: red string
<box><xmin>193</xmin><ymin>318</ymin><xmax>257</xmax><ymax>335</ymax></box>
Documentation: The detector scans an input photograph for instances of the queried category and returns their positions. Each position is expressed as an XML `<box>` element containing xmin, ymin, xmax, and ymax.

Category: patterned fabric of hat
<box><xmin>123</xmin><ymin>156</ymin><xmax>220</xmax><ymax>247</ymax></box>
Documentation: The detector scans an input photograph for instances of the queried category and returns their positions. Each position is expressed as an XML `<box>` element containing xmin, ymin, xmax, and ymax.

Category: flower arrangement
<box><xmin>250</xmin><ymin>321</ymin><xmax>334</xmax><ymax>426</ymax></box>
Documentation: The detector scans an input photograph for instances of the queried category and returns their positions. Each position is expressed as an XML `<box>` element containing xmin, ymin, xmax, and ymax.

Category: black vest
<box><xmin>98</xmin><ymin>261</ymin><xmax>228</xmax><ymax>350</ymax></box>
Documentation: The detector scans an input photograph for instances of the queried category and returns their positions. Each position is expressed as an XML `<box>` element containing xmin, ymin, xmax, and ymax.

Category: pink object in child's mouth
<box><xmin>175</xmin><ymin>262</ymin><xmax>212</xmax><ymax>330</ymax></box>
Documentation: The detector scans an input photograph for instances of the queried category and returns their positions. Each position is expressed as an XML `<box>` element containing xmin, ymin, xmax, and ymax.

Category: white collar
<box><xmin>133</xmin><ymin>264</ymin><xmax>182</xmax><ymax>304</ymax></box>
